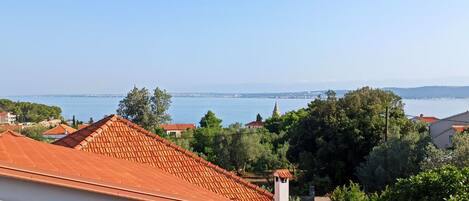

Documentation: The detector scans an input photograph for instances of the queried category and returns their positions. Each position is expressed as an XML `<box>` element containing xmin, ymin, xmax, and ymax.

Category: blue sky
<box><xmin>2</xmin><ymin>1</ymin><xmax>469</xmax><ymax>95</ymax></box>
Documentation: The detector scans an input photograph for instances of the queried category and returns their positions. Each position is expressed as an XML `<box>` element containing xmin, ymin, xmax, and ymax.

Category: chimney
<box><xmin>273</xmin><ymin>169</ymin><xmax>293</xmax><ymax>201</ymax></box>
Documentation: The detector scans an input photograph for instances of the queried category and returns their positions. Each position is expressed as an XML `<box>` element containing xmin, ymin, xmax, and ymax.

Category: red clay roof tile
<box><xmin>43</xmin><ymin>124</ymin><xmax>77</xmax><ymax>135</ymax></box>
<box><xmin>160</xmin><ymin>124</ymin><xmax>196</xmax><ymax>131</ymax></box>
<box><xmin>0</xmin><ymin>130</ymin><xmax>228</xmax><ymax>201</ymax></box>
<box><xmin>54</xmin><ymin>115</ymin><xmax>274</xmax><ymax>201</ymax></box>
<box><xmin>273</xmin><ymin>169</ymin><xmax>293</xmax><ymax>179</ymax></box>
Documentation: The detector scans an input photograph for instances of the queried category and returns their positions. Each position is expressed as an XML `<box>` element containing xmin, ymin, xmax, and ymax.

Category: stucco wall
<box><xmin>0</xmin><ymin>176</ymin><xmax>133</xmax><ymax>201</ymax></box>
<box><xmin>430</xmin><ymin>112</ymin><xmax>469</xmax><ymax>149</ymax></box>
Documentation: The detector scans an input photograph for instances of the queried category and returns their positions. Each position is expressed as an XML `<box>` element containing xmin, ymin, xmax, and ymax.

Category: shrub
<box><xmin>331</xmin><ymin>182</ymin><xmax>368</xmax><ymax>201</ymax></box>
<box><xmin>380</xmin><ymin>166</ymin><xmax>469</xmax><ymax>201</ymax></box>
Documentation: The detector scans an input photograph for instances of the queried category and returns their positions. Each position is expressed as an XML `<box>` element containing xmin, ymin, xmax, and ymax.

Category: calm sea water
<box><xmin>3</xmin><ymin>96</ymin><xmax>469</xmax><ymax>125</ymax></box>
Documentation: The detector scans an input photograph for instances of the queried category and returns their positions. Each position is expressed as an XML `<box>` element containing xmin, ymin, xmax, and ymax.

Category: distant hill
<box><xmin>384</xmin><ymin>86</ymin><xmax>469</xmax><ymax>99</ymax></box>
<box><xmin>10</xmin><ymin>86</ymin><xmax>469</xmax><ymax>99</ymax></box>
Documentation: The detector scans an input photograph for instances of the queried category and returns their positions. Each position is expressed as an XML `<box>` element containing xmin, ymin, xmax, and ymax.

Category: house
<box><xmin>0</xmin><ymin>130</ymin><xmax>227</xmax><ymax>201</ymax></box>
<box><xmin>0</xmin><ymin>112</ymin><xmax>16</xmax><ymax>124</ymax></box>
<box><xmin>54</xmin><ymin>115</ymin><xmax>274</xmax><ymax>201</ymax></box>
<box><xmin>246</xmin><ymin>121</ymin><xmax>264</xmax><ymax>129</ymax></box>
<box><xmin>412</xmin><ymin>114</ymin><xmax>439</xmax><ymax>124</ymax></box>
<box><xmin>160</xmin><ymin>123</ymin><xmax>196</xmax><ymax>137</ymax></box>
<box><xmin>429</xmin><ymin>111</ymin><xmax>469</xmax><ymax>149</ymax></box>
<box><xmin>42</xmin><ymin>124</ymin><xmax>77</xmax><ymax>139</ymax></box>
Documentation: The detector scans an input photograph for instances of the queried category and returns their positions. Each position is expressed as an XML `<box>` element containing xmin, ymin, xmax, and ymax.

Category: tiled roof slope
<box><xmin>0</xmin><ymin>130</ymin><xmax>228</xmax><ymax>201</ymax></box>
<box><xmin>160</xmin><ymin>124</ymin><xmax>196</xmax><ymax>131</ymax></box>
<box><xmin>273</xmin><ymin>169</ymin><xmax>293</xmax><ymax>179</ymax></box>
<box><xmin>43</xmin><ymin>124</ymin><xmax>77</xmax><ymax>135</ymax></box>
<box><xmin>54</xmin><ymin>115</ymin><xmax>274</xmax><ymax>201</ymax></box>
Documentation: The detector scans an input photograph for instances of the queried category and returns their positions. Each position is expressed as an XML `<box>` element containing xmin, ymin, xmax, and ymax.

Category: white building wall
<box><xmin>430</xmin><ymin>111</ymin><xmax>469</xmax><ymax>149</ymax></box>
<box><xmin>0</xmin><ymin>176</ymin><xmax>133</xmax><ymax>201</ymax></box>
<box><xmin>274</xmin><ymin>177</ymin><xmax>289</xmax><ymax>201</ymax></box>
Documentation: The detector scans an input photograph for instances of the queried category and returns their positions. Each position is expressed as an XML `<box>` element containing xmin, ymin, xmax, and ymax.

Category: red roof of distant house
<box><xmin>273</xmin><ymin>169</ymin><xmax>293</xmax><ymax>179</ymax></box>
<box><xmin>160</xmin><ymin>124</ymin><xmax>196</xmax><ymax>131</ymax></box>
<box><xmin>246</xmin><ymin>121</ymin><xmax>264</xmax><ymax>127</ymax></box>
<box><xmin>53</xmin><ymin>115</ymin><xmax>273</xmax><ymax>201</ymax></box>
<box><xmin>0</xmin><ymin>130</ymin><xmax>228</xmax><ymax>201</ymax></box>
<box><xmin>414</xmin><ymin>115</ymin><xmax>439</xmax><ymax>124</ymax></box>
<box><xmin>452</xmin><ymin>125</ymin><xmax>469</xmax><ymax>132</ymax></box>
<box><xmin>43</xmin><ymin>124</ymin><xmax>77</xmax><ymax>135</ymax></box>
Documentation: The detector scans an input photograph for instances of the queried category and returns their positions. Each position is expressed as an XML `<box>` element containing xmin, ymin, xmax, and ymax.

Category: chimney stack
<box><xmin>273</xmin><ymin>169</ymin><xmax>293</xmax><ymax>201</ymax></box>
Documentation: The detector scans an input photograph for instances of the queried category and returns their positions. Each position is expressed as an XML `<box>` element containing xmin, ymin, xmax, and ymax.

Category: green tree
<box><xmin>211</xmin><ymin>125</ymin><xmax>264</xmax><ymax>173</ymax></box>
<box><xmin>264</xmin><ymin>109</ymin><xmax>307</xmax><ymax>134</ymax></box>
<box><xmin>287</xmin><ymin>87</ymin><xmax>412</xmax><ymax>194</ymax></box>
<box><xmin>199</xmin><ymin>110</ymin><xmax>222</xmax><ymax>128</ymax></box>
<box><xmin>117</xmin><ymin>87</ymin><xmax>153</xmax><ymax>129</ymax></box>
<box><xmin>355</xmin><ymin>131</ymin><xmax>431</xmax><ymax>192</ymax></box>
<box><xmin>20</xmin><ymin>125</ymin><xmax>49</xmax><ymax>142</ymax></box>
<box><xmin>117</xmin><ymin>86</ymin><xmax>172</xmax><ymax>131</ymax></box>
<box><xmin>151</xmin><ymin>87</ymin><xmax>172</xmax><ymax>124</ymax></box>
<box><xmin>379</xmin><ymin>166</ymin><xmax>469</xmax><ymax>201</ymax></box>
<box><xmin>331</xmin><ymin>182</ymin><xmax>369</xmax><ymax>201</ymax></box>
<box><xmin>88</xmin><ymin>117</ymin><xmax>94</xmax><ymax>124</ymax></box>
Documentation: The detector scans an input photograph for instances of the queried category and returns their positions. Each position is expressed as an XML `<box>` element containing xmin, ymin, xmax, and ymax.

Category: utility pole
<box><xmin>385</xmin><ymin>106</ymin><xmax>389</xmax><ymax>142</ymax></box>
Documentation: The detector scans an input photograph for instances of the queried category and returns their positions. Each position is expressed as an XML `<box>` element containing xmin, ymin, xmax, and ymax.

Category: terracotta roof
<box><xmin>246</xmin><ymin>121</ymin><xmax>264</xmax><ymax>127</ymax></box>
<box><xmin>54</xmin><ymin>115</ymin><xmax>274</xmax><ymax>201</ymax></box>
<box><xmin>414</xmin><ymin>116</ymin><xmax>439</xmax><ymax>124</ymax></box>
<box><xmin>160</xmin><ymin>124</ymin><xmax>196</xmax><ymax>131</ymax></box>
<box><xmin>43</xmin><ymin>124</ymin><xmax>77</xmax><ymax>135</ymax></box>
<box><xmin>273</xmin><ymin>169</ymin><xmax>293</xmax><ymax>179</ymax></box>
<box><xmin>452</xmin><ymin>125</ymin><xmax>469</xmax><ymax>132</ymax></box>
<box><xmin>0</xmin><ymin>130</ymin><xmax>228</xmax><ymax>201</ymax></box>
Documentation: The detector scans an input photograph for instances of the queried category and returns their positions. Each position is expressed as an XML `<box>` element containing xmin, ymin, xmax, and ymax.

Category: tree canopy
<box><xmin>117</xmin><ymin>86</ymin><xmax>172</xmax><ymax>131</ymax></box>
<box><xmin>0</xmin><ymin>99</ymin><xmax>62</xmax><ymax>123</ymax></box>
<box><xmin>199</xmin><ymin>110</ymin><xmax>222</xmax><ymax>128</ymax></box>
<box><xmin>287</xmin><ymin>87</ymin><xmax>413</xmax><ymax>194</ymax></box>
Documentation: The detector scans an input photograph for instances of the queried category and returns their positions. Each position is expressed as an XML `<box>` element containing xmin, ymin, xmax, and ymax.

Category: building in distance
<box><xmin>0</xmin><ymin>112</ymin><xmax>16</xmax><ymax>125</ymax></box>
<box><xmin>160</xmin><ymin>123</ymin><xmax>196</xmax><ymax>137</ymax></box>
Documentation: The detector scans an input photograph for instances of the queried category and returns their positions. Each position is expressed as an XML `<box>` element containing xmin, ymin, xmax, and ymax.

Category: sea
<box><xmin>3</xmin><ymin>96</ymin><xmax>469</xmax><ymax>126</ymax></box>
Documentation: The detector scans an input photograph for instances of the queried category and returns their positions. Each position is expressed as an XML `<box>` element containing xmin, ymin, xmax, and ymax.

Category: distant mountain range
<box><xmin>11</xmin><ymin>86</ymin><xmax>469</xmax><ymax>99</ymax></box>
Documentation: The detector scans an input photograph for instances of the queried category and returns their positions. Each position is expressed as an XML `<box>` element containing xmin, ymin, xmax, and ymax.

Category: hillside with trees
<box><xmin>0</xmin><ymin>99</ymin><xmax>62</xmax><ymax>122</ymax></box>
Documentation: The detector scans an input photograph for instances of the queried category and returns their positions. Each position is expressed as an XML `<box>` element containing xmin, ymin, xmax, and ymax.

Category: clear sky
<box><xmin>2</xmin><ymin>1</ymin><xmax>469</xmax><ymax>95</ymax></box>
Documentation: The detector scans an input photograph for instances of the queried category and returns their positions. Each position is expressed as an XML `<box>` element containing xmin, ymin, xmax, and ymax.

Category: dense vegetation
<box><xmin>331</xmin><ymin>166</ymin><xmax>469</xmax><ymax>201</ymax></box>
<box><xmin>117</xmin><ymin>86</ymin><xmax>469</xmax><ymax>197</ymax></box>
<box><xmin>0</xmin><ymin>99</ymin><xmax>62</xmax><ymax>122</ymax></box>
<box><xmin>175</xmin><ymin>111</ymin><xmax>292</xmax><ymax>174</ymax></box>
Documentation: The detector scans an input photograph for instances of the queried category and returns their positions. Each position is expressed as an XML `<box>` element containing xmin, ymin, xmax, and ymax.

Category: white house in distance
<box><xmin>0</xmin><ymin>112</ymin><xmax>16</xmax><ymax>124</ymax></box>
<box><xmin>430</xmin><ymin>111</ymin><xmax>469</xmax><ymax>149</ymax></box>
<box><xmin>160</xmin><ymin>123</ymin><xmax>196</xmax><ymax>137</ymax></box>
